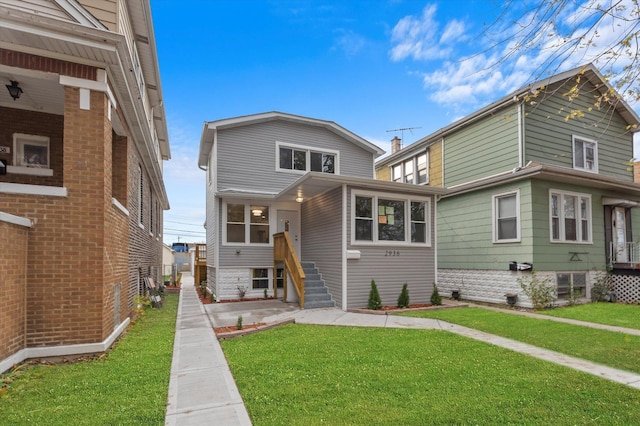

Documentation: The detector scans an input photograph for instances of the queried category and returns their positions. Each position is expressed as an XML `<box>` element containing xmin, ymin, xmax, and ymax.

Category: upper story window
<box><xmin>492</xmin><ymin>190</ymin><xmax>520</xmax><ymax>243</ymax></box>
<box><xmin>225</xmin><ymin>203</ymin><xmax>270</xmax><ymax>244</ymax></box>
<box><xmin>391</xmin><ymin>151</ymin><xmax>428</xmax><ymax>184</ymax></box>
<box><xmin>276</xmin><ymin>142</ymin><xmax>338</xmax><ymax>174</ymax></box>
<box><xmin>352</xmin><ymin>191</ymin><xmax>431</xmax><ymax>246</ymax></box>
<box><xmin>573</xmin><ymin>136</ymin><xmax>597</xmax><ymax>173</ymax></box>
<box><xmin>138</xmin><ymin>165</ymin><xmax>144</xmax><ymax>226</ymax></box>
<box><xmin>550</xmin><ymin>190</ymin><xmax>591</xmax><ymax>243</ymax></box>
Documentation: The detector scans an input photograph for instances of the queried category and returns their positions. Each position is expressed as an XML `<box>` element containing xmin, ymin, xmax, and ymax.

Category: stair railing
<box><xmin>273</xmin><ymin>231</ymin><xmax>305</xmax><ymax>308</ymax></box>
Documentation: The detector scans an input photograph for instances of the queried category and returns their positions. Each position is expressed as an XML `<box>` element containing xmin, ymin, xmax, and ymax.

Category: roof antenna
<box><xmin>385</xmin><ymin>127</ymin><xmax>421</xmax><ymax>153</ymax></box>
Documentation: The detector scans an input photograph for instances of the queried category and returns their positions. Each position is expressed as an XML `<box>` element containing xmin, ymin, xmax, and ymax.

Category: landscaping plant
<box><xmin>430</xmin><ymin>283</ymin><xmax>442</xmax><ymax>306</ymax></box>
<box><xmin>397</xmin><ymin>283</ymin><xmax>410</xmax><ymax>308</ymax></box>
<box><xmin>237</xmin><ymin>315</ymin><xmax>243</xmax><ymax>330</ymax></box>
<box><xmin>518</xmin><ymin>272</ymin><xmax>556</xmax><ymax>310</ymax></box>
<box><xmin>367</xmin><ymin>280</ymin><xmax>382</xmax><ymax>310</ymax></box>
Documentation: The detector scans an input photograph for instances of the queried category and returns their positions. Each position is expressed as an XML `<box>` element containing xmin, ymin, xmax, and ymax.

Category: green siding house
<box><xmin>377</xmin><ymin>64</ymin><xmax>640</xmax><ymax>307</ymax></box>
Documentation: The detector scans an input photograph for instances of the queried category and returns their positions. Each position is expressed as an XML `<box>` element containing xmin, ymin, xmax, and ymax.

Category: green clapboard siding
<box><xmin>438</xmin><ymin>181</ymin><xmax>533</xmax><ymax>270</ymax></box>
<box><xmin>529</xmin><ymin>179</ymin><xmax>608</xmax><ymax>271</ymax></box>
<box><xmin>524</xmin><ymin>80</ymin><xmax>634</xmax><ymax>181</ymax></box>
<box><xmin>444</xmin><ymin>103</ymin><xmax>520</xmax><ymax>187</ymax></box>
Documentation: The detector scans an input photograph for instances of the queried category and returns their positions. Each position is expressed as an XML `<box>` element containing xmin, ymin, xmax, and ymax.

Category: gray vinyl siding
<box><xmin>529</xmin><ymin>179</ymin><xmax>608</xmax><ymax>271</ymax></box>
<box><xmin>216</xmin><ymin>120</ymin><xmax>375</xmax><ymax>194</ymax></box>
<box><xmin>438</xmin><ymin>181</ymin><xmax>533</xmax><ymax>270</ymax></box>
<box><xmin>444</xmin><ymin>104</ymin><xmax>520</xmax><ymax>187</ymax></box>
<box><xmin>219</xmin><ymin>245</ymin><xmax>274</xmax><ymax>267</ymax></box>
<box><xmin>346</xmin><ymin>187</ymin><xmax>436</xmax><ymax>308</ymax></box>
<box><xmin>524</xmin><ymin>80</ymin><xmax>634</xmax><ymax>181</ymax></box>
<box><xmin>301</xmin><ymin>187</ymin><xmax>344</xmax><ymax>307</ymax></box>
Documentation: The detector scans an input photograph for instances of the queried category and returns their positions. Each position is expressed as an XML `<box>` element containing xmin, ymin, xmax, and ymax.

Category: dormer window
<box><xmin>391</xmin><ymin>152</ymin><xmax>428</xmax><ymax>184</ymax></box>
<box><xmin>277</xmin><ymin>142</ymin><xmax>338</xmax><ymax>174</ymax></box>
<box><xmin>573</xmin><ymin>136</ymin><xmax>597</xmax><ymax>173</ymax></box>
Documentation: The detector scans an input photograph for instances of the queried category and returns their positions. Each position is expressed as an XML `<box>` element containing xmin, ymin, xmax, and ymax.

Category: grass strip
<box><xmin>0</xmin><ymin>293</ymin><xmax>178</xmax><ymax>425</ymax></box>
<box><xmin>401</xmin><ymin>307</ymin><xmax>640</xmax><ymax>374</ymax></box>
<box><xmin>537</xmin><ymin>302</ymin><xmax>640</xmax><ymax>329</ymax></box>
<box><xmin>222</xmin><ymin>324</ymin><xmax>640</xmax><ymax>425</ymax></box>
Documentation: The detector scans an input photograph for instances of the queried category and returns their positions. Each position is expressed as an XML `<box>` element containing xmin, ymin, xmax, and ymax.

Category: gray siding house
<box><xmin>376</xmin><ymin>64</ymin><xmax>640</xmax><ymax>306</ymax></box>
<box><xmin>198</xmin><ymin>112</ymin><xmax>446</xmax><ymax>309</ymax></box>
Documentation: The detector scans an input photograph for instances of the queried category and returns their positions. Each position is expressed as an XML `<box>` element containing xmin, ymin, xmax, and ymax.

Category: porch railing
<box><xmin>274</xmin><ymin>231</ymin><xmax>305</xmax><ymax>308</ymax></box>
<box><xmin>195</xmin><ymin>244</ymin><xmax>207</xmax><ymax>265</ymax></box>
<box><xmin>610</xmin><ymin>242</ymin><xmax>640</xmax><ymax>265</ymax></box>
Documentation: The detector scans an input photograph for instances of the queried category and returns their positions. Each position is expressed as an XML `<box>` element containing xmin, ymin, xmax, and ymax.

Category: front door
<box><xmin>613</xmin><ymin>207</ymin><xmax>628</xmax><ymax>262</ymax></box>
<box><xmin>277</xmin><ymin>210</ymin><xmax>300</xmax><ymax>254</ymax></box>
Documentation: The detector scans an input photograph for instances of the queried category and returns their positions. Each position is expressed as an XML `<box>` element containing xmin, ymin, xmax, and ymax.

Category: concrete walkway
<box><xmin>166</xmin><ymin>278</ymin><xmax>640</xmax><ymax>425</ymax></box>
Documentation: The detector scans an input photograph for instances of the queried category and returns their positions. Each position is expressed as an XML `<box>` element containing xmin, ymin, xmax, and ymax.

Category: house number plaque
<box><xmin>385</xmin><ymin>250</ymin><xmax>400</xmax><ymax>256</ymax></box>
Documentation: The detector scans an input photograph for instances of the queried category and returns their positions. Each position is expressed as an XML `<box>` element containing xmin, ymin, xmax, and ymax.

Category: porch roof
<box><xmin>276</xmin><ymin>172</ymin><xmax>448</xmax><ymax>204</ymax></box>
<box><xmin>446</xmin><ymin>162</ymin><xmax>640</xmax><ymax>199</ymax></box>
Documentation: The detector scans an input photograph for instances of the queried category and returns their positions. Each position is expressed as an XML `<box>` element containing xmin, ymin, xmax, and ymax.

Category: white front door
<box><xmin>277</xmin><ymin>210</ymin><xmax>300</xmax><ymax>255</ymax></box>
<box><xmin>613</xmin><ymin>207</ymin><xmax>628</xmax><ymax>262</ymax></box>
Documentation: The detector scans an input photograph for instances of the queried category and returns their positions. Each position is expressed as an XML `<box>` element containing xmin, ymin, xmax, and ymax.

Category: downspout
<box><xmin>341</xmin><ymin>184</ymin><xmax>348</xmax><ymax>311</ymax></box>
<box><xmin>516</xmin><ymin>96</ymin><xmax>524</xmax><ymax>168</ymax></box>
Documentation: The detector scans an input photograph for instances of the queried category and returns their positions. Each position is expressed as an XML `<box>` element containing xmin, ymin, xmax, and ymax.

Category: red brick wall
<box><xmin>0</xmin><ymin>220</ymin><xmax>28</xmax><ymax>361</ymax></box>
<box><xmin>0</xmin><ymin>107</ymin><xmax>64</xmax><ymax>187</ymax></box>
<box><xmin>0</xmin><ymin>49</ymin><xmax>96</xmax><ymax>80</ymax></box>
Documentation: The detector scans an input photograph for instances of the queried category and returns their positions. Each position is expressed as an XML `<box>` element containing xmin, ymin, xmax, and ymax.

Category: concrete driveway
<box><xmin>204</xmin><ymin>299</ymin><xmax>299</xmax><ymax>328</ymax></box>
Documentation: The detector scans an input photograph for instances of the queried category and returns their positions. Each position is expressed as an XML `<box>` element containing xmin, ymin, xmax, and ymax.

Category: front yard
<box><xmin>221</xmin><ymin>323</ymin><xmax>640</xmax><ymax>425</ymax></box>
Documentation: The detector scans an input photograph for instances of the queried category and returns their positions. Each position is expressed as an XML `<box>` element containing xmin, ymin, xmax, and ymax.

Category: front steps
<box><xmin>301</xmin><ymin>262</ymin><xmax>335</xmax><ymax>309</ymax></box>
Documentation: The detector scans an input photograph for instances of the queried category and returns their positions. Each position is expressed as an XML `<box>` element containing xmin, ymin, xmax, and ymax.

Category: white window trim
<box><xmin>390</xmin><ymin>150</ymin><xmax>430</xmax><ymax>185</ymax></box>
<box><xmin>137</xmin><ymin>165</ymin><xmax>144</xmax><ymax>227</ymax></box>
<box><xmin>549</xmin><ymin>189</ymin><xmax>592</xmax><ymax>244</ymax></box>
<box><xmin>222</xmin><ymin>201</ymin><xmax>274</xmax><ymax>246</ymax></box>
<box><xmin>492</xmin><ymin>190</ymin><xmax>521</xmax><ymax>243</ymax></box>
<box><xmin>275</xmin><ymin>141</ymin><xmax>340</xmax><ymax>175</ymax></box>
<box><xmin>350</xmin><ymin>190</ymin><xmax>431</xmax><ymax>247</ymax></box>
<box><xmin>572</xmin><ymin>135</ymin><xmax>598</xmax><ymax>173</ymax></box>
<box><xmin>251</xmin><ymin>267</ymin><xmax>271</xmax><ymax>290</ymax></box>
<box><xmin>13</xmin><ymin>133</ymin><xmax>51</xmax><ymax>169</ymax></box>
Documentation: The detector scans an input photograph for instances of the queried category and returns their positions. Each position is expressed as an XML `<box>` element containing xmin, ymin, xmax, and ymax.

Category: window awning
<box><xmin>602</xmin><ymin>197</ymin><xmax>640</xmax><ymax>207</ymax></box>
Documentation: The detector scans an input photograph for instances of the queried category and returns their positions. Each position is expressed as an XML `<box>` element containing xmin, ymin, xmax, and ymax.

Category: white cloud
<box><xmin>333</xmin><ymin>29</ymin><xmax>366</xmax><ymax>56</ymax></box>
<box><xmin>440</xmin><ymin>19</ymin><xmax>465</xmax><ymax>44</ymax></box>
<box><xmin>389</xmin><ymin>4</ymin><xmax>454</xmax><ymax>61</ymax></box>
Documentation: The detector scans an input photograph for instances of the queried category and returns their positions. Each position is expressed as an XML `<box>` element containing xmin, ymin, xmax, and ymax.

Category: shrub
<box><xmin>518</xmin><ymin>272</ymin><xmax>556</xmax><ymax>310</ymax></box>
<box><xmin>368</xmin><ymin>280</ymin><xmax>382</xmax><ymax>310</ymax></box>
<box><xmin>430</xmin><ymin>284</ymin><xmax>442</xmax><ymax>306</ymax></box>
<box><xmin>397</xmin><ymin>283</ymin><xmax>410</xmax><ymax>308</ymax></box>
<box><xmin>591</xmin><ymin>270</ymin><xmax>612</xmax><ymax>302</ymax></box>
<box><xmin>237</xmin><ymin>286</ymin><xmax>247</xmax><ymax>300</ymax></box>
<box><xmin>236</xmin><ymin>315</ymin><xmax>243</xmax><ymax>330</ymax></box>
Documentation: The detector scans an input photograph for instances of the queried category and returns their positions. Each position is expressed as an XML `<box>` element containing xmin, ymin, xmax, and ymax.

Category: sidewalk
<box><xmin>166</xmin><ymin>282</ymin><xmax>640</xmax><ymax>424</ymax></box>
<box><xmin>165</xmin><ymin>274</ymin><xmax>251</xmax><ymax>426</ymax></box>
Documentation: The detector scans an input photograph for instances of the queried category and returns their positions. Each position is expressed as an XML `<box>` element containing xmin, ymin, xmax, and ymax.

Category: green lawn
<box><xmin>538</xmin><ymin>302</ymin><xmax>640</xmax><ymax>329</ymax></box>
<box><xmin>0</xmin><ymin>294</ymin><xmax>177</xmax><ymax>425</ymax></box>
<box><xmin>400</xmin><ymin>307</ymin><xmax>640</xmax><ymax>374</ymax></box>
<box><xmin>222</xmin><ymin>324</ymin><xmax>640</xmax><ymax>425</ymax></box>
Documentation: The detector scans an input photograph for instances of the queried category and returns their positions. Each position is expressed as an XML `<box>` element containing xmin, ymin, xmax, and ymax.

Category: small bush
<box><xmin>518</xmin><ymin>272</ymin><xmax>556</xmax><ymax>310</ymax></box>
<box><xmin>236</xmin><ymin>315</ymin><xmax>243</xmax><ymax>330</ymax></box>
<box><xmin>430</xmin><ymin>284</ymin><xmax>442</xmax><ymax>306</ymax></box>
<box><xmin>368</xmin><ymin>280</ymin><xmax>382</xmax><ymax>310</ymax></box>
<box><xmin>237</xmin><ymin>286</ymin><xmax>247</xmax><ymax>300</ymax></box>
<box><xmin>397</xmin><ymin>283</ymin><xmax>410</xmax><ymax>308</ymax></box>
<box><xmin>591</xmin><ymin>270</ymin><xmax>612</xmax><ymax>302</ymax></box>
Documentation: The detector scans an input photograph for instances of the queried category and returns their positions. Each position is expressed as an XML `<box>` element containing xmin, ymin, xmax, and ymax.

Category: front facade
<box><xmin>199</xmin><ymin>112</ymin><xmax>446</xmax><ymax>309</ymax></box>
<box><xmin>377</xmin><ymin>64</ymin><xmax>640</xmax><ymax>306</ymax></box>
<box><xmin>0</xmin><ymin>0</ymin><xmax>170</xmax><ymax>372</ymax></box>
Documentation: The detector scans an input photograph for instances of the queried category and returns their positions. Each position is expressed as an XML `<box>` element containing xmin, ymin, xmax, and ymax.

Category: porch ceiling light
<box><xmin>295</xmin><ymin>196</ymin><xmax>304</xmax><ymax>203</ymax></box>
<box><xmin>252</xmin><ymin>208</ymin><xmax>263</xmax><ymax>217</ymax></box>
<box><xmin>6</xmin><ymin>80</ymin><xmax>23</xmax><ymax>100</ymax></box>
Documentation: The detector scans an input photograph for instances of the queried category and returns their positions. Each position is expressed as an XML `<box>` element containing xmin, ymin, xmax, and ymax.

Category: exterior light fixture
<box><xmin>295</xmin><ymin>196</ymin><xmax>304</xmax><ymax>203</ymax></box>
<box><xmin>251</xmin><ymin>208</ymin><xmax>263</xmax><ymax>217</ymax></box>
<box><xmin>6</xmin><ymin>80</ymin><xmax>23</xmax><ymax>100</ymax></box>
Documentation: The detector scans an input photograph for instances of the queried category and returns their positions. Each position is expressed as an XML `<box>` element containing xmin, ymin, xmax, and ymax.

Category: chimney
<box><xmin>391</xmin><ymin>136</ymin><xmax>402</xmax><ymax>154</ymax></box>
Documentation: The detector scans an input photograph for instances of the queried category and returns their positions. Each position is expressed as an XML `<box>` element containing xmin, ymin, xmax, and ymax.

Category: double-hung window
<box><xmin>353</xmin><ymin>192</ymin><xmax>430</xmax><ymax>245</ymax></box>
<box><xmin>550</xmin><ymin>190</ymin><xmax>591</xmax><ymax>243</ymax></box>
<box><xmin>391</xmin><ymin>151</ymin><xmax>428</xmax><ymax>184</ymax></box>
<box><xmin>573</xmin><ymin>136</ymin><xmax>597</xmax><ymax>172</ymax></box>
<box><xmin>493</xmin><ymin>191</ymin><xmax>520</xmax><ymax>243</ymax></box>
<box><xmin>277</xmin><ymin>142</ymin><xmax>338</xmax><ymax>174</ymax></box>
<box><xmin>225</xmin><ymin>203</ymin><xmax>270</xmax><ymax>244</ymax></box>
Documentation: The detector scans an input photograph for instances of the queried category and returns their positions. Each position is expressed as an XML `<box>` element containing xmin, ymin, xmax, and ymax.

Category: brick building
<box><xmin>0</xmin><ymin>0</ymin><xmax>170</xmax><ymax>372</ymax></box>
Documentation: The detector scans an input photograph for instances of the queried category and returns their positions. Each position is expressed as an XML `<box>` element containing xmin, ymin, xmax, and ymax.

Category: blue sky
<box><xmin>151</xmin><ymin>0</ymin><xmax>639</xmax><ymax>245</ymax></box>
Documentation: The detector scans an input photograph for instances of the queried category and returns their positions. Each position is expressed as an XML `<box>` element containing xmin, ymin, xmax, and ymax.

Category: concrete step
<box><xmin>304</xmin><ymin>299</ymin><xmax>336</xmax><ymax>309</ymax></box>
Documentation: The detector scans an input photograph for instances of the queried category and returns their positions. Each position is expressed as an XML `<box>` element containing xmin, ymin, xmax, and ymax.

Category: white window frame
<box><xmin>222</xmin><ymin>201</ymin><xmax>273</xmax><ymax>246</ymax></box>
<box><xmin>351</xmin><ymin>190</ymin><xmax>431</xmax><ymax>246</ymax></box>
<box><xmin>492</xmin><ymin>190</ymin><xmax>520</xmax><ymax>243</ymax></box>
<box><xmin>572</xmin><ymin>135</ymin><xmax>598</xmax><ymax>173</ymax></box>
<box><xmin>549</xmin><ymin>189</ymin><xmax>592</xmax><ymax>244</ymax></box>
<box><xmin>390</xmin><ymin>150</ymin><xmax>429</xmax><ymax>185</ymax></box>
<box><xmin>275</xmin><ymin>141</ymin><xmax>339</xmax><ymax>175</ymax></box>
<box><xmin>137</xmin><ymin>164</ymin><xmax>144</xmax><ymax>227</ymax></box>
<box><xmin>251</xmin><ymin>268</ymin><xmax>270</xmax><ymax>290</ymax></box>
<box><xmin>13</xmin><ymin>133</ymin><xmax>50</xmax><ymax>169</ymax></box>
